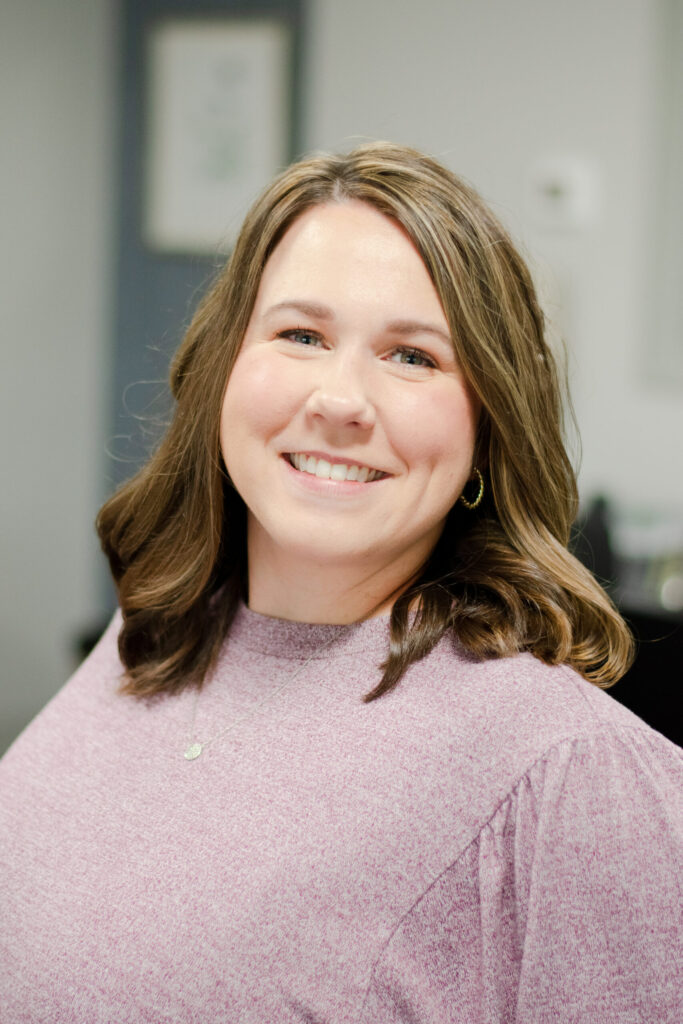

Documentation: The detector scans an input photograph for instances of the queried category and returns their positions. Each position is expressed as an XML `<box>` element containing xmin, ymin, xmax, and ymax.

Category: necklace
<box><xmin>183</xmin><ymin>633</ymin><xmax>342</xmax><ymax>760</ymax></box>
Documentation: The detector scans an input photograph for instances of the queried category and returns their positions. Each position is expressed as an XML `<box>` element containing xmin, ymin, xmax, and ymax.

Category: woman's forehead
<box><xmin>252</xmin><ymin>200</ymin><xmax>448</xmax><ymax>328</ymax></box>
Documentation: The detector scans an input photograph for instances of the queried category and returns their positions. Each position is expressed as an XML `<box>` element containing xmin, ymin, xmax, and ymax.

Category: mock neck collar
<box><xmin>227</xmin><ymin>601</ymin><xmax>391</xmax><ymax>660</ymax></box>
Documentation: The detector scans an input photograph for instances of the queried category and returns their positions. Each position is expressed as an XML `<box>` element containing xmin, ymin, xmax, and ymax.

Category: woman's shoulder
<box><xmin>54</xmin><ymin>606</ymin><xmax>126</xmax><ymax>705</ymax></box>
<box><xmin>362</xmin><ymin>673</ymin><xmax>683</xmax><ymax>1023</ymax></box>
<box><xmin>399</xmin><ymin>629</ymin><xmax>681</xmax><ymax>776</ymax></box>
<box><xmin>0</xmin><ymin>609</ymin><xmax>126</xmax><ymax>769</ymax></box>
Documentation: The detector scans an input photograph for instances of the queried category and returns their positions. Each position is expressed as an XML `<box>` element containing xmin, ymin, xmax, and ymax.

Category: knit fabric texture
<box><xmin>1</xmin><ymin>603</ymin><xmax>681</xmax><ymax>1022</ymax></box>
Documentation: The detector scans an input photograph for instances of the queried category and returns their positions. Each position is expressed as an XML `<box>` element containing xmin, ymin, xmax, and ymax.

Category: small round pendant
<box><xmin>184</xmin><ymin>742</ymin><xmax>203</xmax><ymax>760</ymax></box>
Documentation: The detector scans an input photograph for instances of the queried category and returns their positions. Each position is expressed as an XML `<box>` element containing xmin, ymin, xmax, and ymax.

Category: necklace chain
<box><xmin>183</xmin><ymin>634</ymin><xmax>341</xmax><ymax>760</ymax></box>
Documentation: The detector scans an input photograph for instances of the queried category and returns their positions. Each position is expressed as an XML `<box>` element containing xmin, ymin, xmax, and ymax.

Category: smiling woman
<box><xmin>1</xmin><ymin>143</ymin><xmax>681</xmax><ymax>1022</ymax></box>
<box><xmin>101</xmin><ymin>144</ymin><xmax>634</xmax><ymax>701</ymax></box>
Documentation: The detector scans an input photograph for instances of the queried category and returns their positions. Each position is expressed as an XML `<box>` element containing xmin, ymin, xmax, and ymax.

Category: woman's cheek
<box><xmin>391</xmin><ymin>381</ymin><xmax>478</xmax><ymax>467</ymax></box>
<box><xmin>223</xmin><ymin>349</ymin><xmax>302</xmax><ymax>440</ymax></box>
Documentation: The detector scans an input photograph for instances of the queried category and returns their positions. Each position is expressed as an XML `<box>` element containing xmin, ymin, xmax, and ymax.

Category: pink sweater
<box><xmin>1</xmin><ymin>604</ymin><xmax>681</xmax><ymax>1022</ymax></box>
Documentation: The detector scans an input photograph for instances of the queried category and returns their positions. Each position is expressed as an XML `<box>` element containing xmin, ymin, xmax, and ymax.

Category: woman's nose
<box><xmin>304</xmin><ymin>356</ymin><xmax>376</xmax><ymax>430</ymax></box>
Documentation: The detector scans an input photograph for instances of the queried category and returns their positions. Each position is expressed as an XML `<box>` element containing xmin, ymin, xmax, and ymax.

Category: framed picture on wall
<box><xmin>144</xmin><ymin>18</ymin><xmax>291</xmax><ymax>254</ymax></box>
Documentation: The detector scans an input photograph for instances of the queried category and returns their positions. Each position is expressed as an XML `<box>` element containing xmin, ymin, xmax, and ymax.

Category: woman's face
<box><xmin>220</xmin><ymin>200</ymin><xmax>479</xmax><ymax>595</ymax></box>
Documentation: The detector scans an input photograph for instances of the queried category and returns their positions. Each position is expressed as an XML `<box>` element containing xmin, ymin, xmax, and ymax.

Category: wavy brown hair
<box><xmin>97</xmin><ymin>141</ymin><xmax>633</xmax><ymax>700</ymax></box>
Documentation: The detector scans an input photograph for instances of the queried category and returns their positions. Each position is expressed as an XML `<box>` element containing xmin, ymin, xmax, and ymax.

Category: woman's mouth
<box><xmin>285</xmin><ymin>453</ymin><xmax>387</xmax><ymax>482</ymax></box>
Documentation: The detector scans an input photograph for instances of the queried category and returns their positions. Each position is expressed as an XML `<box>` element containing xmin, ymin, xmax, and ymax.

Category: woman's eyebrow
<box><xmin>263</xmin><ymin>300</ymin><xmax>334</xmax><ymax>320</ymax></box>
<box><xmin>384</xmin><ymin>319</ymin><xmax>452</xmax><ymax>346</ymax></box>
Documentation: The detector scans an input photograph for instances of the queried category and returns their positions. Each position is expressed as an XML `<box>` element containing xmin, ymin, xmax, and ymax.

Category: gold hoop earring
<box><xmin>459</xmin><ymin>467</ymin><xmax>484</xmax><ymax>510</ymax></box>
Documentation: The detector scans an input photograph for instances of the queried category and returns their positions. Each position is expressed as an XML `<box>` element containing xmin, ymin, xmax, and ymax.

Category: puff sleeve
<box><xmin>361</xmin><ymin>727</ymin><xmax>683</xmax><ymax>1023</ymax></box>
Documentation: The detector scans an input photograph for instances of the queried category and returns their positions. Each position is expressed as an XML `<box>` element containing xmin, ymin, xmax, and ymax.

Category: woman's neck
<box><xmin>245</xmin><ymin>551</ymin><xmax>417</xmax><ymax>625</ymax></box>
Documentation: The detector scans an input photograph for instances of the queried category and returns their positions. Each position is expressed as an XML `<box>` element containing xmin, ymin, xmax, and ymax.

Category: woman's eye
<box><xmin>389</xmin><ymin>346</ymin><xmax>437</xmax><ymax>368</ymax></box>
<box><xmin>277</xmin><ymin>328</ymin><xmax>323</xmax><ymax>347</ymax></box>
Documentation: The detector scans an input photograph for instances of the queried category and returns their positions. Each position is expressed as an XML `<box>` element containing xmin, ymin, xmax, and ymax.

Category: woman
<box><xmin>1</xmin><ymin>143</ymin><xmax>681</xmax><ymax>1022</ymax></box>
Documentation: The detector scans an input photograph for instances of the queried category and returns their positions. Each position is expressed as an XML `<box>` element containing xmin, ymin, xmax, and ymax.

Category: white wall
<box><xmin>0</xmin><ymin>0</ymin><xmax>116</xmax><ymax>752</ymax></box>
<box><xmin>1</xmin><ymin>0</ymin><xmax>681</xmax><ymax>753</ymax></box>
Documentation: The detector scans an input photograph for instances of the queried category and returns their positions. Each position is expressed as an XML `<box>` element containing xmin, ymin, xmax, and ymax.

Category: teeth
<box><xmin>289</xmin><ymin>454</ymin><xmax>382</xmax><ymax>482</ymax></box>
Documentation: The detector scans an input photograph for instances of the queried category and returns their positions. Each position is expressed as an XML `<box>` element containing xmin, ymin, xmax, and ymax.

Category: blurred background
<box><xmin>2</xmin><ymin>0</ymin><xmax>682</xmax><ymax>755</ymax></box>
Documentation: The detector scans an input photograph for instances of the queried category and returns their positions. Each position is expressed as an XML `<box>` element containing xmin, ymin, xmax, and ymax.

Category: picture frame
<box><xmin>143</xmin><ymin>17</ymin><xmax>291</xmax><ymax>254</ymax></box>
